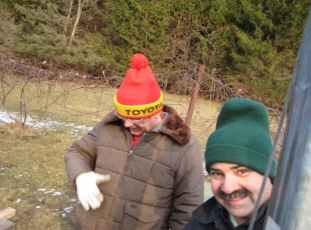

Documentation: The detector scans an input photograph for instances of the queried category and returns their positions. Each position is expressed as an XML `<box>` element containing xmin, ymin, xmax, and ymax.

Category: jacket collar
<box><xmin>192</xmin><ymin>196</ymin><xmax>222</xmax><ymax>224</ymax></box>
<box><xmin>103</xmin><ymin>105</ymin><xmax>192</xmax><ymax>146</ymax></box>
<box><xmin>192</xmin><ymin>196</ymin><xmax>269</xmax><ymax>228</ymax></box>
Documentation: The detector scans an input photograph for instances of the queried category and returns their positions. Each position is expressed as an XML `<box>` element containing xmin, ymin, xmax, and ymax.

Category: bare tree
<box><xmin>68</xmin><ymin>0</ymin><xmax>84</xmax><ymax>46</ymax></box>
<box><xmin>68</xmin><ymin>0</ymin><xmax>98</xmax><ymax>46</ymax></box>
<box><xmin>64</xmin><ymin>0</ymin><xmax>74</xmax><ymax>34</ymax></box>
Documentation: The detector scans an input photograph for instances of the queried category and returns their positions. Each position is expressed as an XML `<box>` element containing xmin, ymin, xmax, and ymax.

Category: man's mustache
<box><xmin>218</xmin><ymin>189</ymin><xmax>249</xmax><ymax>200</ymax></box>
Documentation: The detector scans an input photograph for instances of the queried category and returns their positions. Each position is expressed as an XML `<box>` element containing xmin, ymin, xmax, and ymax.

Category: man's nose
<box><xmin>221</xmin><ymin>175</ymin><xmax>240</xmax><ymax>195</ymax></box>
<box><xmin>124</xmin><ymin>119</ymin><xmax>134</xmax><ymax>127</ymax></box>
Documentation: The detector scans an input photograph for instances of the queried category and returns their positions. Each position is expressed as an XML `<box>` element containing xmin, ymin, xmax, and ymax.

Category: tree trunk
<box><xmin>68</xmin><ymin>0</ymin><xmax>83</xmax><ymax>46</ymax></box>
<box><xmin>185</xmin><ymin>65</ymin><xmax>205</xmax><ymax>125</ymax></box>
<box><xmin>64</xmin><ymin>0</ymin><xmax>74</xmax><ymax>34</ymax></box>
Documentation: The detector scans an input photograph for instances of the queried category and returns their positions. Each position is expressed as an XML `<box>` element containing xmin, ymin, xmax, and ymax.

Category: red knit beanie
<box><xmin>114</xmin><ymin>54</ymin><xmax>163</xmax><ymax>118</ymax></box>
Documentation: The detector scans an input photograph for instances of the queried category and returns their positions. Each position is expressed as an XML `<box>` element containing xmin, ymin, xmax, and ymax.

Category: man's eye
<box><xmin>210</xmin><ymin>172</ymin><xmax>222</xmax><ymax>179</ymax></box>
<box><xmin>238</xmin><ymin>169</ymin><xmax>249</xmax><ymax>174</ymax></box>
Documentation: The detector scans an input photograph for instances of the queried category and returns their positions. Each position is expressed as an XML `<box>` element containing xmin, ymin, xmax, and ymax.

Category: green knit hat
<box><xmin>205</xmin><ymin>98</ymin><xmax>276</xmax><ymax>178</ymax></box>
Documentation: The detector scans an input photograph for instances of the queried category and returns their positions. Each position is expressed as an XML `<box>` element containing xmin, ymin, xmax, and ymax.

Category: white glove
<box><xmin>75</xmin><ymin>171</ymin><xmax>111</xmax><ymax>211</ymax></box>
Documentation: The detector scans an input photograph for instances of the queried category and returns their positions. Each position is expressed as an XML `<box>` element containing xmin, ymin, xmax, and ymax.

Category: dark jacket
<box><xmin>184</xmin><ymin>197</ymin><xmax>268</xmax><ymax>230</ymax></box>
<box><xmin>65</xmin><ymin>105</ymin><xmax>204</xmax><ymax>230</ymax></box>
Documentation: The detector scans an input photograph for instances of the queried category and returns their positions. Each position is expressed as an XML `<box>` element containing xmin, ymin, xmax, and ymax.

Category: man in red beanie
<box><xmin>65</xmin><ymin>53</ymin><xmax>204</xmax><ymax>230</ymax></box>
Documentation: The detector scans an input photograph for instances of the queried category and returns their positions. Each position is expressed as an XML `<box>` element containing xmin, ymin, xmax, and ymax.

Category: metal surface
<box><xmin>264</xmin><ymin>6</ymin><xmax>311</xmax><ymax>230</ymax></box>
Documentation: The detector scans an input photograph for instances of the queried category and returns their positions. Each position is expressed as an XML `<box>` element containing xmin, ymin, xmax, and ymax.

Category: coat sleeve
<box><xmin>169</xmin><ymin>135</ymin><xmax>205</xmax><ymax>229</ymax></box>
<box><xmin>64</xmin><ymin>118</ymin><xmax>104</xmax><ymax>188</ymax></box>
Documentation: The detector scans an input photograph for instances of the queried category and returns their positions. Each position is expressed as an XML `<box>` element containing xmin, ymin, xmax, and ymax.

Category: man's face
<box><xmin>209</xmin><ymin>162</ymin><xmax>273</xmax><ymax>225</ymax></box>
<box><xmin>123</xmin><ymin>114</ymin><xmax>161</xmax><ymax>136</ymax></box>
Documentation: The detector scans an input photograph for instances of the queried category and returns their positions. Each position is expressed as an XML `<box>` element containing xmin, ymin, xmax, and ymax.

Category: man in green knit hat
<box><xmin>184</xmin><ymin>98</ymin><xmax>277</xmax><ymax>230</ymax></box>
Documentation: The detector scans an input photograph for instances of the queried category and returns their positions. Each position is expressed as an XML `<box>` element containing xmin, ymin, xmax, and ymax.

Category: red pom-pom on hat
<box><xmin>130</xmin><ymin>54</ymin><xmax>149</xmax><ymax>70</ymax></box>
<box><xmin>114</xmin><ymin>54</ymin><xmax>163</xmax><ymax>118</ymax></box>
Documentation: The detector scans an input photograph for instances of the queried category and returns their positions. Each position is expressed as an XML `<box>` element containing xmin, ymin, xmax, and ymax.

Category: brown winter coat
<box><xmin>65</xmin><ymin>105</ymin><xmax>204</xmax><ymax>230</ymax></box>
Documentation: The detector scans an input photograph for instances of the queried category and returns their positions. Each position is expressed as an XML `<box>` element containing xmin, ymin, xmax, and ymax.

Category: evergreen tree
<box><xmin>203</xmin><ymin>0</ymin><xmax>310</xmax><ymax>107</ymax></box>
<box><xmin>4</xmin><ymin>0</ymin><xmax>105</xmax><ymax>71</ymax></box>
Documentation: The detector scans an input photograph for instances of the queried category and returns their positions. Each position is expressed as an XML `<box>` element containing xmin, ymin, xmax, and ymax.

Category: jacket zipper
<box><xmin>128</xmin><ymin>133</ymin><xmax>146</xmax><ymax>156</ymax></box>
<box><xmin>106</xmin><ymin>131</ymin><xmax>146</xmax><ymax>229</ymax></box>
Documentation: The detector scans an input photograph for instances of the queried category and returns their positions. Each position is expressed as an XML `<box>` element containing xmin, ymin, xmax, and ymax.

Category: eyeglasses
<box><xmin>115</xmin><ymin>112</ymin><xmax>144</xmax><ymax>123</ymax></box>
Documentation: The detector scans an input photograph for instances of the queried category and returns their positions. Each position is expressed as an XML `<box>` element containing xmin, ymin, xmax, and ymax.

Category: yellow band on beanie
<box><xmin>114</xmin><ymin>92</ymin><xmax>163</xmax><ymax>118</ymax></box>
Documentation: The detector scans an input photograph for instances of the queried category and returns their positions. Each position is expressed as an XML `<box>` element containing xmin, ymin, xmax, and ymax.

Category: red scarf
<box><xmin>131</xmin><ymin>114</ymin><xmax>164</xmax><ymax>148</ymax></box>
<box><xmin>131</xmin><ymin>134</ymin><xmax>142</xmax><ymax>148</ymax></box>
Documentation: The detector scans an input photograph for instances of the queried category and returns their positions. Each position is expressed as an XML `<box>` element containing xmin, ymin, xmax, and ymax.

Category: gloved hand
<box><xmin>75</xmin><ymin>171</ymin><xmax>111</xmax><ymax>211</ymax></box>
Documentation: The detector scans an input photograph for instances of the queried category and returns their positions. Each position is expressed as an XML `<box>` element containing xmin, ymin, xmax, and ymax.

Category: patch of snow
<box><xmin>0</xmin><ymin>110</ymin><xmax>92</xmax><ymax>133</ymax></box>
<box><xmin>43</xmin><ymin>189</ymin><xmax>55</xmax><ymax>194</ymax></box>
<box><xmin>63</xmin><ymin>207</ymin><xmax>74</xmax><ymax>213</ymax></box>
<box><xmin>15</xmin><ymin>172</ymin><xmax>29</xmax><ymax>178</ymax></box>
<box><xmin>52</xmin><ymin>192</ymin><xmax>61</xmax><ymax>196</ymax></box>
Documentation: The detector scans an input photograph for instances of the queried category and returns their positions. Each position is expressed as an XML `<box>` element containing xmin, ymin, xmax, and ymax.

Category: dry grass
<box><xmin>164</xmin><ymin>95</ymin><xmax>220</xmax><ymax>147</ymax></box>
<box><xmin>1</xmin><ymin>74</ymin><xmax>220</xmax><ymax>146</ymax></box>
<box><xmin>0</xmin><ymin>123</ymin><xmax>79</xmax><ymax>229</ymax></box>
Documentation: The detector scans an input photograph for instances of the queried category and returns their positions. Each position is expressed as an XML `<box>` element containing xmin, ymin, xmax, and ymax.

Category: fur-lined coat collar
<box><xmin>103</xmin><ymin>105</ymin><xmax>191</xmax><ymax>146</ymax></box>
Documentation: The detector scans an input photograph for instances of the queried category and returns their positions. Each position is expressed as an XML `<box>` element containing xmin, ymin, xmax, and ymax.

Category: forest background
<box><xmin>1</xmin><ymin>0</ymin><xmax>310</xmax><ymax>109</ymax></box>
